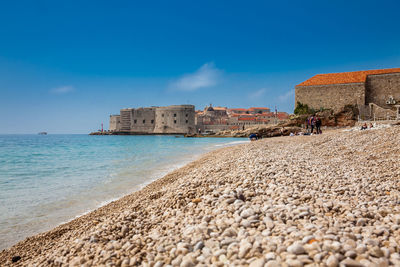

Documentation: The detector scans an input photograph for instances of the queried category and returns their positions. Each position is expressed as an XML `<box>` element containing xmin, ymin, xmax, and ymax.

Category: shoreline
<box><xmin>0</xmin><ymin>137</ymin><xmax>248</xmax><ymax>252</ymax></box>
<box><xmin>2</xmin><ymin>126</ymin><xmax>400</xmax><ymax>266</ymax></box>
<box><xmin>0</xmin><ymin>142</ymin><xmax>242</xmax><ymax>263</ymax></box>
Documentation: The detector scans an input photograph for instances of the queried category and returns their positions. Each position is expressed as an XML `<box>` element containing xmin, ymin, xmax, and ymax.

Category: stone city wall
<box><xmin>153</xmin><ymin>105</ymin><xmax>195</xmax><ymax>134</ymax></box>
<box><xmin>365</xmin><ymin>73</ymin><xmax>400</xmax><ymax>110</ymax></box>
<box><xmin>109</xmin><ymin>115</ymin><xmax>120</xmax><ymax>132</ymax></box>
<box><xmin>197</xmin><ymin>124</ymin><xmax>232</xmax><ymax>133</ymax></box>
<box><xmin>295</xmin><ymin>83</ymin><xmax>365</xmax><ymax>113</ymax></box>
<box><xmin>130</xmin><ymin>108</ymin><xmax>156</xmax><ymax>133</ymax></box>
<box><xmin>120</xmin><ymin>109</ymin><xmax>133</xmax><ymax>132</ymax></box>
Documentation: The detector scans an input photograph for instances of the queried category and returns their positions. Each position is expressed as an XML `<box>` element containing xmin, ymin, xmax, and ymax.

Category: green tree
<box><xmin>294</xmin><ymin>102</ymin><xmax>314</xmax><ymax>115</ymax></box>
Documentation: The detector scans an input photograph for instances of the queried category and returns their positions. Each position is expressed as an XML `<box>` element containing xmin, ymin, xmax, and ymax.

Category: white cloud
<box><xmin>170</xmin><ymin>62</ymin><xmax>221</xmax><ymax>91</ymax></box>
<box><xmin>50</xmin><ymin>85</ymin><xmax>75</xmax><ymax>94</ymax></box>
<box><xmin>248</xmin><ymin>88</ymin><xmax>266</xmax><ymax>99</ymax></box>
<box><xmin>278</xmin><ymin>89</ymin><xmax>294</xmax><ymax>102</ymax></box>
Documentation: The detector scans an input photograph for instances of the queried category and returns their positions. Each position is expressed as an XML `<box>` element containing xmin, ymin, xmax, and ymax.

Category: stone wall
<box><xmin>369</xmin><ymin>103</ymin><xmax>397</xmax><ymax>120</ymax></box>
<box><xmin>109</xmin><ymin>115</ymin><xmax>120</xmax><ymax>132</ymax></box>
<box><xmin>198</xmin><ymin>124</ymin><xmax>232</xmax><ymax>133</ymax></box>
<box><xmin>130</xmin><ymin>108</ymin><xmax>156</xmax><ymax>133</ymax></box>
<box><xmin>365</xmin><ymin>73</ymin><xmax>400</xmax><ymax>109</ymax></box>
<box><xmin>295</xmin><ymin>83</ymin><xmax>365</xmax><ymax>113</ymax></box>
<box><xmin>120</xmin><ymin>109</ymin><xmax>133</xmax><ymax>132</ymax></box>
<box><xmin>153</xmin><ymin>105</ymin><xmax>195</xmax><ymax>134</ymax></box>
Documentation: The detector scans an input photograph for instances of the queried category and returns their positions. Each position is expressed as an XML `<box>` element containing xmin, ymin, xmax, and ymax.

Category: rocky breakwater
<box><xmin>2</xmin><ymin>126</ymin><xmax>400</xmax><ymax>266</ymax></box>
<box><xmin>215</xmin><ymin>125</ymin><xmax>303</xmax><ymax>138</ymax></box>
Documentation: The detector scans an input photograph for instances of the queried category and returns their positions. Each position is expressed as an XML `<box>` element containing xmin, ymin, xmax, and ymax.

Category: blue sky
<box><xmin>1</xmin><ymin>0</ymin><xmax>399</xmax><ymax>133</ymax></box>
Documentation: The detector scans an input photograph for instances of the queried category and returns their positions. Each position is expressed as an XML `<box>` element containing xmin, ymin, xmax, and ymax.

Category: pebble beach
<box><xmin>1</xmin><ymin>126</ymin><xmax>400</xmax><ymax>267</ymax></box>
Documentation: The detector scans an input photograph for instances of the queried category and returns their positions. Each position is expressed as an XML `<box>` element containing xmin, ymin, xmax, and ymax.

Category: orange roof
<box><xmin>297</xmin><ymin>68</ymin><xmax>400</xmax><ymax>86</ymax></box>
<box><xmin>277</xmin><ymin>113</ymin><xmax>289</xmax><ymax>119</ymax></box>
<box><xmin>238</xmin><ymin>117</ymin><xmax>268</xmax><ymax>122</ymax></box>
<box><xmin>238</xmin><ymin>117</ymin><xmax>256</xmax><ymax>121</ymax></box>
<box><xmin>249</xmin><ymin>107</ymin><xmax>270</xmax><ymax>110</ymax></box>
<box><xmin>229</xmin><ymin>108</ymin><xmax>247</xmax><ymax>111</ymax></box>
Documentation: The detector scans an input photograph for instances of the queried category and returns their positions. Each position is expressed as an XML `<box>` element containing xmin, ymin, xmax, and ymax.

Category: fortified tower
<box><xmin>153</xmin><ymin>105</ymin><xmax>195</xmax><ymax>134</ymax></box>
<box><xmin>109</xmin><ymin>115</ymin><xmax>121</xmax><ymax>132</ymax></box>
<box><xmin>120</xmin><ymin>108</ymin><xmax>133</xmax><ymax>132</ymax></box>
<box><xmin>130</xmin><ymin>107</ymin><xmax>156</xmax><ymax>133</ymax></box>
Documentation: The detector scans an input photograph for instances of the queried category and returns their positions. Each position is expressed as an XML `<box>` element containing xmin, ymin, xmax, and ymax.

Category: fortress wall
<box><xmin>200</xmin><ymin>124</ymin><xmax>232</xmax><ymax>132</ymax></box>
<box><xmin>130</xmin><ymin>108</ymin><xmax>156</xmax><ymax>133</ymax></box>
<box><xmin>365</xmin><ymin>73</ymin><xmax>400</xmax><ymax>109</ymax></box>
<box><xmin>120</xmin><ymin>109</ymin><xmax>133</xmax><ymax>132</ymax></box>
<box><xmin>154</xmin><ymin>105</ymin><xmax>195</xmax><ymax>134</ymax></box>
<box><xmin>109</xmin><ymin>115</ymin><xmax>120</xmax><ymax>132</ymax></box>
<box><xmin>295</xmin><ymin>83</ymin><xmax>365</xmax><ymax>113</ymax></box>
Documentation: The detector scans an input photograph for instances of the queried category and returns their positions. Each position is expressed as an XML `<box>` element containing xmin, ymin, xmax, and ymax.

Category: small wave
<box><xmin>214</xmin><ymin>140</ymin><xmax>249</xmax><ymax>147</ymax></box>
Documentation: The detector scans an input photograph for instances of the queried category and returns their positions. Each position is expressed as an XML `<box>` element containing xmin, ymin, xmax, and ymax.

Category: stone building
<box><xmin>295</xmin><ymin>68</ymin><xmax>400</xmax><ymax>119</ymax></box>
<box><xmin>109</xmin><ymin>105</ymin><xmax>195</xmax><ymax>134</ymax></box>
<box><xmin>153</xmin><ymin>105</ymin><xmax>195</xmax><ymax>134</ymax></box>
<box><xmin>195</xmin><ymin>105</ymin><xmax>288</xmax><ymax>133</ymax></box>
<box><xmin>195</xmin><ymin>105</ymin><xmax>230</xmax><ymax>133</ymax></box>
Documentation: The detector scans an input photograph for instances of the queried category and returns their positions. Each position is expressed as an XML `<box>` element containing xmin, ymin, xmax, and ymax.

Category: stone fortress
<box><xmin>109</xmin><ymin>104</ymin><xmax>289</xmax><ymax>134</ymax></box>
<box><xmin>295</xmin><ymin>68</ymin><xmax>400</xmax><ymax>120</ymax></box>
<box><xmin>109</xmin><ymin>105</ymin><xmax>196</xmax><ymax>134</ymax></box>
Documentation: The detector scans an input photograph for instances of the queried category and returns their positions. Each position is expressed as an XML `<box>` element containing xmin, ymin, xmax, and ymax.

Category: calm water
<box><xmin>0</xmin><ymin>134</ymin><xmax>247</xmax><ymax>250</ymax></box>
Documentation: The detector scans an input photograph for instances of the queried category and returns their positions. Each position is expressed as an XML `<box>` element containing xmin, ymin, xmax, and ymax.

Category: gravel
<box><xmin>1</xmin><ymin>126</ymin><xmax>400</xmax><ymax>266</ymax></box>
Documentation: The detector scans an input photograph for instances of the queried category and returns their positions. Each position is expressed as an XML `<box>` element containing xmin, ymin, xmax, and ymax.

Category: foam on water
<box><xmin>0</xmin><ymin>134</ymin><xmax>245</xmax><ymax>250</ymax></box>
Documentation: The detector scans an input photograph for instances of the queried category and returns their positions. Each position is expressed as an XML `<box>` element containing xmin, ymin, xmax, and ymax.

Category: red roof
<box><xmin>238</xmin><ymin>117</ymin><xmax>268</xmax><ymax>122</ymax></box>
<box><xmin>238</xmin><ymin>117</ymin><xmax>256</xmax><ymax>121</ymax></box>
<box><xmin>277</xmin><ymin>113</ymin><xmax>289</xmax><ymax>119</ymax></box>
<box><xmin>249</xmin><ymin>107</ymin><xmax>270</xmax><ymax>110</ymax></box>
<box><xmin>297</xmin><ymin>68</ymin><xmax>400</xmax><ymax>86</ymax></box>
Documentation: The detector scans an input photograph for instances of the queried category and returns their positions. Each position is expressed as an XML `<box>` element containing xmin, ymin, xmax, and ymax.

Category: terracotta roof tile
<box><xmin>249</xmin><ymin>107</ymin><xmax>270</xmax><ymax>110</ymax></box>
<box><xmin>297</xmin><ymin>68</ymin><xmax>400</xmax><ymax>86</ymax></box>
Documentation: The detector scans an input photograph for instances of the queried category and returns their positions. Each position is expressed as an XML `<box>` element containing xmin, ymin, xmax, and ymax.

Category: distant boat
<box><xmin>38</xmin><ymin>132</ymin><xmax>47</xmax><ymax>135</ymax></box>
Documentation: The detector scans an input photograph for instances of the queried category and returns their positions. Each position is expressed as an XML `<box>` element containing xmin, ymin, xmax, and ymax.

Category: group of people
<box><xmin>361</xmin><ymin>122</ymin><xmax>374</xmax><ymax>130</ymax></box>
<box><xmin>305</xmin><ymin>115</ymin><xmax>322</xmax><ymax>134</ymax></box>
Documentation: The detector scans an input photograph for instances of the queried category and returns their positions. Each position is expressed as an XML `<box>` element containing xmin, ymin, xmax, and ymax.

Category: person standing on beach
<box><xmin>305</xmin><ymin>118</ymin><xmax>309</xmax><ymax>133</ymax></box>
<box><xmin>315</xmin><ymin>116</ymin><xmax>322</xmax><ymax>134</ymax></box>
<box><xmin>310</xmin><ymin>115</ymin><xmax>315</xmax><ymax>134</ymax></box>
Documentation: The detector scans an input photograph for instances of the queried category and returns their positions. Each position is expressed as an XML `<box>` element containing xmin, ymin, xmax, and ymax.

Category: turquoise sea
<box><xmin>0</xmin><ymin>134</ymin><xmax>247</xmax><ymax>250</ymax></box>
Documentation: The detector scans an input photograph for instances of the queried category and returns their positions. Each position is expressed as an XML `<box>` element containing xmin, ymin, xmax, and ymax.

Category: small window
<box><xmin>143</xmin><ymin>120</ymin><xmax>145</xmax><ymax>124</ymax></box>
<box><xmin>174</xmin><ymin>120</ymin><xmax>177</xmax><ymax>124</ymax></box>
<box><xmin>174</xmin><ymin>114</ymin><xmax>177</xmax><ymax>117</ymax></box>
<box><xmin>185</xmin><ymin>114</ymin><xmax>188</xmax><ymax>117</ymax></box>
<box><xmin>185</xmin><ymin>120</ymin><xmax>188</xmax><ymax>123</ymax></box>
<box><xmin>162</xmin><ymin>114</ymin><xmax>164</xmax><ymax>117</ymax></box>
<box><xmin>134</xmin><ymin>119</ymin><xmax>137</xmax><ymax>124</ymax></box>
<box><xmin>151</xmin><ymin>120</ymin><xmax>154</xmax><ymax>124</ymax></box>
